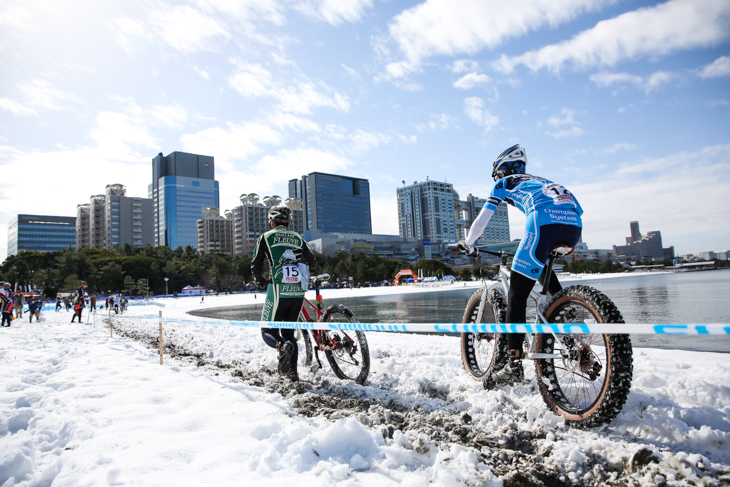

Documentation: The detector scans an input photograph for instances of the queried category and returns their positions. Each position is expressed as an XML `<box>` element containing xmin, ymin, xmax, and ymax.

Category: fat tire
<box><xmin>322</xmin><ymin>304</ymin><xmax>370</xmax><ymax>385</ymax></box>
<box><xmin>535</xmin><ymin>285</ymin><xmax>633</xmax><ymax>429</ymax></box>
<box><xmin>297</xmin><ymin>313</ymin><xmax>314</xmax><ymax>369</ymax></box>
<box><xmin>460</xmin><ymin>288</ymin><xmax>509</xmax><ymax>381</ymax></box>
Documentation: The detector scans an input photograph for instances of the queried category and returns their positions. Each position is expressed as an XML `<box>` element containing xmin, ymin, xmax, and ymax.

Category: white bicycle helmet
<box><xmin>268</xmin><ymin>206</ymin><xmax>292</xmax><ymax>225</ymax></box>
<box><xmin>492</xmin><ymin>144</ymin><xmax>527</xmax><ymax>181</ymax></box>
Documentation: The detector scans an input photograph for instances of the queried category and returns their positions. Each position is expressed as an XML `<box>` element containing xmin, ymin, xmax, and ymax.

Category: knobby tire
<box><xmin>460</xmin><ymin>288</ymin><xmax>509</xmax><ymax>381</ymax></box>
<box><xmin>534</xmin><ymin>285</ymin><xmax>633</xmax><ymax>428</ymax></box>
<box><xmin>322</xmin><ymin>304</ymin><xmax>370</xmax><ymax>385</ymax></box>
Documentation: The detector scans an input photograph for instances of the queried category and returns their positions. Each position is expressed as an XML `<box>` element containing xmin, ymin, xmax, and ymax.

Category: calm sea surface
<box><xmin>199</xmin><ymin>269</ymin><xmax>730</xmax><ymax>353</ymax></box>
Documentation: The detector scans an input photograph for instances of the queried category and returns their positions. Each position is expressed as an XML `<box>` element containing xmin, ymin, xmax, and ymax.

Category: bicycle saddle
<box><xmin>549</xmin><ymin>244</ymin><xmax>574</xmax><ymax>257</ymax></box>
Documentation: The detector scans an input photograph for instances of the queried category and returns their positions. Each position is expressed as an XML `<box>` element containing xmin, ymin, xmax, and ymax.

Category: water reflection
<box><xmin>197</xmin><ymin>270</ymin><xmax>730</xmax><ymax>353</ymax></box>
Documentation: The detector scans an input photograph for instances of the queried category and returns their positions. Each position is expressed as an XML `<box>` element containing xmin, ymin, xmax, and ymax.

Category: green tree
<box><xmin>123</xmin><ymin>275</ymin><xmax>137</xmax><ymax>295</ymax></box>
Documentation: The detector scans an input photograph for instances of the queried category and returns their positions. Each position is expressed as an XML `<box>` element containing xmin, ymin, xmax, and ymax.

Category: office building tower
<box><xmin>76</xmin><ymin>184</ymin><xmax>154</xmax><ymax>250</ymax></box>
<box><xmin>288</xmin><ymin>172</ymin><xmax>371</xmax><ymax>235</ymax></box>
<box><xmin>230</xmin><ymin>194</ymin><xmax>304</xmax><ymax>257</ymax></box>
<box><xmin>7</xmin><ymin>214</ymin><xmax>76</xmax><ymax>256</ymax></box>
<box><xmin>458</xmin><ymin>194</ymin><xmax>510</xmax><ymax>245</ymax></box>
<box><xmin>196</xmin><ymin>208</ymin><xmax>234</xmax><ymax>255</ymax></box>
<box><xmin>397</xmin><ymin>179</ymin><xmax>458</xmax><ymax>244</ymax></box>
<box><xmin>614</xmin><ymin>221</ymin><xmax>674</xmax><ymax>261</ymax></box>
<box><xmin>150</xmin><ymin>151</ymin><xmax>219</xmax><ymax>249</ymax></box>
<box><xmin>397</xmin><ymin>179</ymin><xmax>510</xmax><ymax>252</ymax></box>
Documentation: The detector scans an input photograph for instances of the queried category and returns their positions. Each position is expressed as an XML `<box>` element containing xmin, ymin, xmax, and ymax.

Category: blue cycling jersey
<box><xmin>465</xmin><ymin>174</ymin><xmax>583</xmax><ymax>248</ymax></box>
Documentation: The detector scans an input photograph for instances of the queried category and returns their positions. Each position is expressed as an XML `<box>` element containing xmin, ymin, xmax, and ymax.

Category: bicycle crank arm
<box><xmin>525</xmin><ymin>352</ymin><xmax>562</xmax><ymax>360</ymax></box>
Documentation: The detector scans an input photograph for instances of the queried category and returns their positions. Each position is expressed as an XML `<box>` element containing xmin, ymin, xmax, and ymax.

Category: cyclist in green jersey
<box><xmin>251</xmin><ymin>206</ymin><xmax>316</xmax><ymax>382</ymax></box>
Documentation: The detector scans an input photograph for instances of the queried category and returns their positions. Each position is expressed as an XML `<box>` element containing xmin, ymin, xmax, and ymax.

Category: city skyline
<box><xmin>0</xmin><ymin>0</ymin><xmax>728</xmax><ymax>259</ymax></box>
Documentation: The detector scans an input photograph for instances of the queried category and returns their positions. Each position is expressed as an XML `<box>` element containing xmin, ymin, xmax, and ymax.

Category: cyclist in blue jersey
<box><xmin>457</xmin><ymin>144</ymin><xmax>583</xmax><ymax>386</ymax></box>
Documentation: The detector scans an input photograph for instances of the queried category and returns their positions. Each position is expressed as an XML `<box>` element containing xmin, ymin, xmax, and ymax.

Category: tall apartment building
<box><xmin>196</xmin><ymin>208</ymin><xmax>234</xmax><ymax>254</ymax></box>
<box><xmin>231</xmin><ymin>194</ymin><xmax>304</xmax><ymax>257</ymax></box>
<box><xmin>150</xmin><ymin>151</ymin><xmax>219</xmax><ymax>249</ymax></box>
<box><xmin>76</xmin><ymin>184</ymin><xmax>154</xmax><ymax>250</ymax></box>
<box><xmin>397</xmin><ymin>179</ymin><xmax>510</xmax><ymax>249</ymax></box>
<box><xmin>288</xmin><ymin>172</ymin><xmax>371</xmax><ymax>235</ymax></box>
<box><xmin>7</xmin><ymin>214</ymin><xmax>76</xmax><ymax>256</ymax></box>
<box><xmin>458</xmin><ymin>194</ymin><xmax>510</xmax><ymax>245</ymax></box>
<box><xmin>397</xmin><ymin>179</ymin><xmax>457</xmax><ymax>244</ymax></box>
<box><xmin>613</xmin><ymin>221</ymin><xmax>674</xmax><ymax>261</ymax></box>
<box><xmin>196</xmin><ymin>195</ymin><xmax>305</xmax><ymax>257</ymax></box>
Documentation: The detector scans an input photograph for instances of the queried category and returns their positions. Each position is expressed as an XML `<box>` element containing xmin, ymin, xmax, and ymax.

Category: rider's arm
<box><xmin>465</xmin><ymin>205</ymin><xmax>494</xmax><ymax>247</ymax></box>
<box><xmin>251</xmin><ymin>235</ymin><xmax>270</xmax><ymax>285</ymax></box>
<box><xmin>301</xmin><ymin>241</ymin><xmax>316</xmax><ymax>270</ymax></box>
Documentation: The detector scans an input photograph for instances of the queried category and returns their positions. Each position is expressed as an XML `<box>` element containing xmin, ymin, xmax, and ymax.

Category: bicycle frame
<box><xmin>476</xmin><ymin>249</ymin><xmax>572</xmax><ymax>361</ymax></box>
<box><xmin>299</xmin><ymin>275</ymin><xmax>355</xmax><ymax>353</ymax></box>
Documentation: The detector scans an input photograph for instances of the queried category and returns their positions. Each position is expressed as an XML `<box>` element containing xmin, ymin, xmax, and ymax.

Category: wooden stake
<box><xmin>159</xmin><ymin>310</ymin><xmax>163</xmax><ymax>365</ymax></box>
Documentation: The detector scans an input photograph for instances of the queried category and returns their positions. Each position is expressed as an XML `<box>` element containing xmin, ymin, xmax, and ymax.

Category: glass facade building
<box><xmin>289</xmin><ymin>172</ymin><xmax>372</xmax><ymax>235</ymax></box>
<box><xmin>7</xmin><ymin>214</ymin><xmax>76</xmax><ymax>256</ymax></box>
<box><xmin>149</xmin><ymin>152</ymin><xmax>219</xmax><ymax>250</ymax></box>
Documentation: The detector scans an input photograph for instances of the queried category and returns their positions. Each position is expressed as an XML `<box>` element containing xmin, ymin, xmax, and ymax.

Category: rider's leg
<box><xmin>275</xmin><ymin>298</ymin><xmax>304</xmax><ymax>375</ymax></box>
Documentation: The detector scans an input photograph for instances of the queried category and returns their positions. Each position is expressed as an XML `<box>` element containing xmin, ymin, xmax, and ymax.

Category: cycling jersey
<box><xmin>466</xmin><ymin>173</ymin><xmax>583</xmax><ymax>280</ymax></box>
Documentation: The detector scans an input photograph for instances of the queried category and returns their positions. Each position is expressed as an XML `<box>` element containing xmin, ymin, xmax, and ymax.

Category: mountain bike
<box><xmin>297</xmin><ymin>273</ymin><xmax>370</xmax><ymax>385</ymax></box>
<box><xmin>460</xmin><ymin>246</ymin><xmax>633</xmax><ymax>428</ymax></box>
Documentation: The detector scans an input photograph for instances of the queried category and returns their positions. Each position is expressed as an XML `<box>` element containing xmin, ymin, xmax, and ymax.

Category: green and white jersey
<box><xmin>251</xmin><ymin>226</ymin><xmax>315</xmax><ymax>299</ymax></box>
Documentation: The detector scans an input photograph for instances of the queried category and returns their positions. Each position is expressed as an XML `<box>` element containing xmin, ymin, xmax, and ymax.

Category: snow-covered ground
<box><xmin>2</xmin><ymin>279</ymin><xmax>729</xmax><ymax>487</ymax></box>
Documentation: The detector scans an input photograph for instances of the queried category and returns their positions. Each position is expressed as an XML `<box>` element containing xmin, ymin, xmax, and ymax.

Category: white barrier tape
<box><xmin>231</xmin><ymin>321</ymin><xmax>730</xmax><ymax>335</ymax></box>
<box><xmin>117</xmin><ymin>314</ymin><xmax>730</xmax><ymax>335</ymax></box>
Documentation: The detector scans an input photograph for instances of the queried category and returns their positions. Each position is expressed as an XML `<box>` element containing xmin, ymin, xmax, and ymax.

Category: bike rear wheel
<box><xmin>460</xmin><ymin>288</ymin><xmax>508</xmax><ymax>381</ymax></box>
<box><xmin>534</xmin><ymin>285</ymin><xmax>633</xmax><ymax>428</ymax></box>
<box><xmin>322</xmin><ymin>304</ymin><xmax>370</xmax><ymax>385</ymax></box>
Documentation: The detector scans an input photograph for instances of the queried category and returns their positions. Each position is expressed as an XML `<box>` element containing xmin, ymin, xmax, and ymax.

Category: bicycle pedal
<box><xmin>483</xmin><ymin>376</ymin><xmax>496</xmax><ymax>391</ymax></box>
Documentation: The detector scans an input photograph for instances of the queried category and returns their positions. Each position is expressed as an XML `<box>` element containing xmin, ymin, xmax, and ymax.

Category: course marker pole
<box><xmin>159</xmin><ymin>310</ymin><xmax>163</xmax><ymax>365</ymax></box>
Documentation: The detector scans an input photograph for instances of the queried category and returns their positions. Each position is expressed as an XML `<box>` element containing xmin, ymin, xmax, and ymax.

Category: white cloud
<box><xmin>601</xmin><ymin>142</ymin><xmax>636</xmax><ymax>155</ymax></box>
<box><xmin>1</xmin><ymin>79</ymin><xmax>85</xmax><ymax>115</ymax></box>
<box><xmin>296</xmin><ymin>0</ymin><xmax>373</xmax><ymax>26</ymax></box>
<box><xmin>451</xmin><ymin>59</ymin><xmax>480</xmax><ymax>74</ymax></box>
<box><xmin>0</xmin><ymin>4</ymin><xmax>34</xmax><ymax>30</ymax></box>
<box><xmin>227</xmin><ymin>61</ymin><xmax>350</xmax><ymax>114</ymax></box>
<box><xmin>496</xmin><ymin>0</ymin><xmax>730</xmax><ymax>74</ymax></box>
<box><xmin>384</xmin><ymin>0</ymin><xmax>609</xmax><ymax>78</ymax></box>
<box><xmin>697</xmin><ymin>56</ymin><xmax>730</xmax><ymax>79</ymax></box>
<box><xmin>572</xmin><ymin>144</ymin><xmax>730</xmax><ymax>252</ymax></box>
<box><xmin>414</xmin><ymin>113</ymin><xmax>458</xmax><ymax>133</ymax></box>
<box><xmin>453</xmin><ymin>72</ymin><xmax>490</xmax><ymax>90</ymax></box>
<box><xmin>0</xmin><ymin>98</ymin><xmax>37</xmax><ymax>116</ymax></box>
<box><xmin>590</xmin><ymin>71</ymin><xmax>675</xmax><ymax>93</ymax></box>
<box><xmin>463</xmin><ymin>97</ymin><xmax>499</xmax><ymax>131</ymax></box>
<box><xmin>180</xmin><ymin>121</ymin><xmax>282</xmax><ymax>170</ymax></box>
<box><xmin>545</xmin><ymin>108</ymin><xmax>584</xmax><ymax>138</ymax></box>
<box><xmin>148</xmin><ymin>4</ymin><xmax>231</xmax><ymax>53</ymax></box>
<box><xmin>217</xmin><ymin>147</ymin><xmax>355</xmax><ymax>210</ymax></box>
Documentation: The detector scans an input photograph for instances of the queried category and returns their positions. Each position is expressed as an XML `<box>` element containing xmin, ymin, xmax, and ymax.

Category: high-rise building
<box><xmin>76</xmin><ymin>184</ymin><xmax>154</xmax><ymax>250</ymax></box>
<box><xmin>150</xmin><ymin>151</ymin><xmax>219</xmax><ymax>250</ymax></box>
<box><xmin>397</xmin><ymin>179</ymin><xmax>510</xmax><ymax>256</ymax></box>
<box><xmin>7</xmin><ymin>214</ymin><xmax>76</xmax><ymax>256</ymax></box>
<box><xmin>457</xmin><ymin>194</ymin><xmax>510</xmax><ymax>245</ymax></box>
<box><xmin>397</xmin><ymin>179</ymin><xmax>457</xmax><ymax>244</ymax></box>
<box><xmin>288</xmin><ymin>172</ymin><xmax>371</xmax><ymax>235</ymax></box>
<box><xmin>196</xmin><ymin>208</ymin><xmax>234</xmax><ymax>255</ymax></box>
<box><xmin>229</xmin><ymin>194</ymin><xmax>304</xmax><ymax>257</ymax></box>
<box><xmin>614</xmin><ymin>221</ymin><xmax>674</xmax><ymax>261</ymax></box>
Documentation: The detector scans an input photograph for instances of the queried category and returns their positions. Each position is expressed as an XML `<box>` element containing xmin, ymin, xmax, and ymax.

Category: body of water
<box><xmin>198</xmin><ymin>269</ymin><xmax>730</xmax><ymax>353</ymax></box>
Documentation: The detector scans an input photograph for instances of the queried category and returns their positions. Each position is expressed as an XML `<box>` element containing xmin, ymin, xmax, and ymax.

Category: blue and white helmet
<box><xmin>492</xmin><ymin>144</ymin><xmax>527</xmax><ymax>181</ymax></box>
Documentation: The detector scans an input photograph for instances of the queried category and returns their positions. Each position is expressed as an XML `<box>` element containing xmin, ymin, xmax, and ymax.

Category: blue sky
<box><xmin>1</xmin><ymin>0</ymin><xmax>728</xmax><ymax>259</ymax></box>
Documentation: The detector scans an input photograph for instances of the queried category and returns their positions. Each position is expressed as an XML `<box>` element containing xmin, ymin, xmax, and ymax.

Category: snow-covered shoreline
<box><xmin>152</xmin><ymin>270</ymin><xmax>670</xmax><ymax>317</ymax></box>
<box><xmin>2</xmin><ymin>279</ymin><xmax>729</xmax><ymax>486</ymax></box>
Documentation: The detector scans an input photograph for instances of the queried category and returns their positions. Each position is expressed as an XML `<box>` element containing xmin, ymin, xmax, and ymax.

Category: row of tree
<box><xmin>2</xmin><ymin>245</ymin><xmax>721</xmax><ymax>298</ymax></box>
<box><xmin>0</xmin><ymin>245</ymin><xmax>455</xmax><ymax>298</ymax></box>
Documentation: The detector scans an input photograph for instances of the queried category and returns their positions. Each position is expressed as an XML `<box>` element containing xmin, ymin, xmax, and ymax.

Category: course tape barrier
<box><xmin>111</xmin><ymin>313</ymin><xmax>730</xmax><ymax>335</ymax></box>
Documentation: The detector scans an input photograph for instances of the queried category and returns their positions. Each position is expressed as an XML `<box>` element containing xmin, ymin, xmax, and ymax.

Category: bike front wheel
<box><xmin>460</xmin><ymin>288</ymin><xmax>508</xmax><ymax>381</ymax></box>
<box><xmin>534</xmin><ymin>285</ymin><xmax>633</xmax><ymax>428</ymax></box>
<box><xmin>322</xmin><ymin>304</ymin><xmax>370</xmax><ymax>385</ymax></box>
